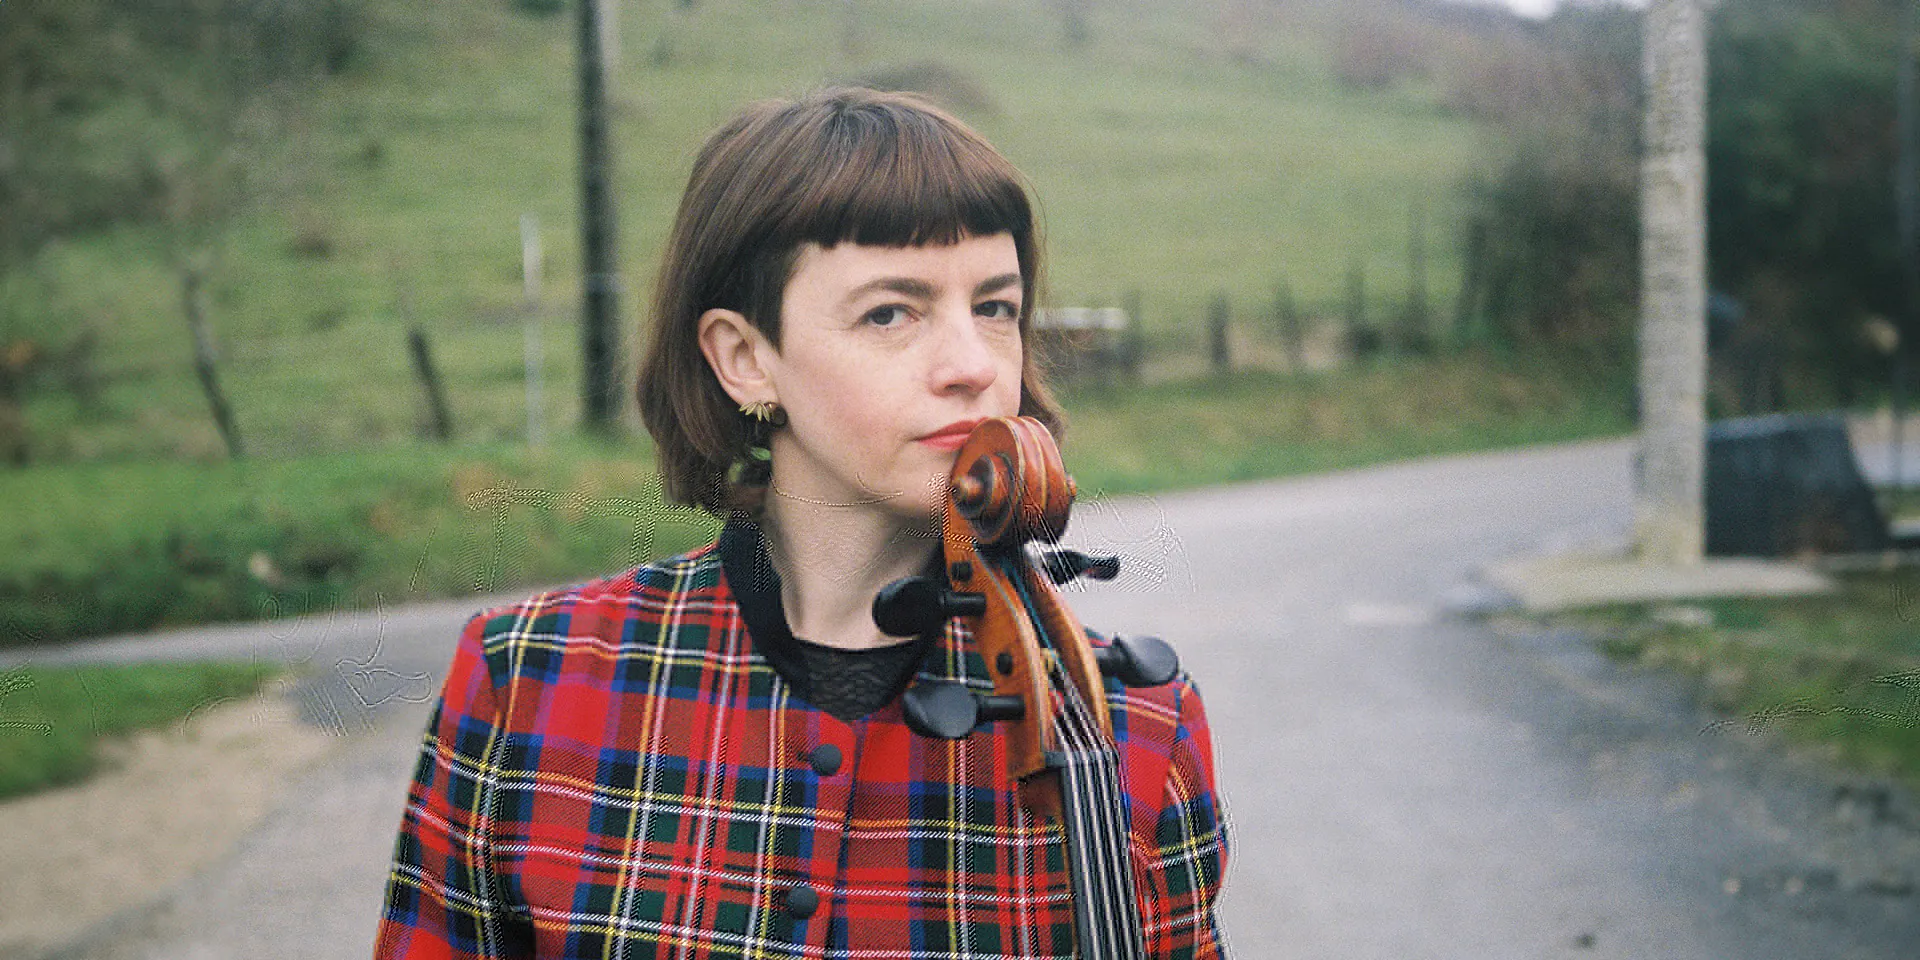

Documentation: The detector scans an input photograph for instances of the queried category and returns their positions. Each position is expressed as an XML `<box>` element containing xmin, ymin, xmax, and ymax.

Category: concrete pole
<box><xmin>1636</xmin><ymin>0</ymin><xmax>1708</xmax><ymax>565</ymax></box>
<box><xmin>597</xmin><ymin>0</ymin><xmax>619</xmax><ymax>73</ymax></box>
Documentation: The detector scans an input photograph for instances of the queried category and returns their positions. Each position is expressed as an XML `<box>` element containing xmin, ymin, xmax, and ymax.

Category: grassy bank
<box><xmin>1061</xmin><ymin>351</ymin><xmax>1628</xmax><ymax>495</ymax></box>
<box><xmin>1544</xmin><ymin>568</ymin><xmax>1920</xmax><ymax>793</ymax></box>
<box><xmin>0</xmin><ymin>435</ymin><xmax>718</xmax><ymax>645</ymax></box>
<box><xmin>4</xmin><ymin>352</ymin><xmax>1629</xmax><ymax>646</ymax></box>
<box><xmin>0</xmin><ymin>661</ymin><xmax>277</xmax><ymax>800</ymax></box>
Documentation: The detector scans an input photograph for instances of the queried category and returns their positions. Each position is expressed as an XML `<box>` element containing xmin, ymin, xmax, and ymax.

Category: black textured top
<box><xmin>791</xmin><ymin>637</ymin><xmax>933</xmax><ymax>723</ymax></box>
<box><xmin>717</xmin><ymin>517</ymin><xmax>936</xmax><ymax>723</ymax></box>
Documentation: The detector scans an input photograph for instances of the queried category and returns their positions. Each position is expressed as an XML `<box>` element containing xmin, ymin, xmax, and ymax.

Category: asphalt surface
<box><xmin>18</xmin><ymin>438</ymin><xmax>1920</xmax><ymax>959</ymax></box>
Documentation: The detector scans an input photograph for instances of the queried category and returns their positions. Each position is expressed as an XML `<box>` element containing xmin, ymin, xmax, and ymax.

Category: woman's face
<box><xmin>764</xmin><ymin>232</ymin><xmax>1025</xmax><ymax>523</ymax></box>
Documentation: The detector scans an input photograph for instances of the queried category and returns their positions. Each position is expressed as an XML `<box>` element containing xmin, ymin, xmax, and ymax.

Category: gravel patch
<box><xmin>0</xmin><ymin>684</ymin><xmax>340</xmax><ymax>959</ymax></box>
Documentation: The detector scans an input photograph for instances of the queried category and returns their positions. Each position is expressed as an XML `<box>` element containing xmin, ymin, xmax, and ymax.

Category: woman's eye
<box><xmin>976</xmin><ymin>300</ymin><xmax>1019</xmax><ymax>321</ymax></box>
<box><xmin>863</xmin><ymin>305</ymin><xmax>909</xmax><ymax>327</ymax></box>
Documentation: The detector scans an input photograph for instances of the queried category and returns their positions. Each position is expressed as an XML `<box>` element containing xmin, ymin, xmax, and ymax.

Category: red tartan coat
<box><xmin>375</xmin><ymin>535</ymin><xmax>1228</xmax><ymax>959</ymax></box>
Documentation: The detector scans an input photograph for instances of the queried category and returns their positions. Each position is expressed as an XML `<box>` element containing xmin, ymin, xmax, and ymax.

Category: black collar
<box><xmin>716</xmin><ymin>516</ymin><xmax>809</xmax><ymax>683</ymax></box>
<box><xmin>716</xmin><ymin>515</ymin><xmax>940</xmax><ymax>691</ymax></box>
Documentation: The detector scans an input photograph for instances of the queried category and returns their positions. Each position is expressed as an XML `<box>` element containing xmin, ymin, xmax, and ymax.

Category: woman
<box><xmin>376</xmin><ymin>87</ymin><xmax>1227</xmax><ymax>960</ymax></box>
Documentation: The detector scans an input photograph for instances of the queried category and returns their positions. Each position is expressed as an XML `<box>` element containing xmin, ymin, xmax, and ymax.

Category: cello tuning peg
<box><xmin>901</xmin><ymin>680</ymin><xmax>1025</xmax><ymax>739</ymax></box>
<box><xmin>1038</xmin><ymin>550</ymin><xmax>1121</xmax><ymax>585</ymax></box>
<box><xmin>873</xmin><ymin>576</ymin><xmax>988</xmax><ymax>637</ymax></box>
<box><xmin>1092</xmin><ymin>634</ymin><xmax>1180</xmax><ymax>688</ymax></box>
<box><xmin>902</xmin><ymin>681</ymin><xmax>978</xmax><ymax>739</ymax></box>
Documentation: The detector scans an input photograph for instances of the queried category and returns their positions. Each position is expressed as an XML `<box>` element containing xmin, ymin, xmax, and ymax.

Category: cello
<box><xmin>870</xmin><ymin>416</ymin><xmax>1181</xmax><ymax>960</ymax></box>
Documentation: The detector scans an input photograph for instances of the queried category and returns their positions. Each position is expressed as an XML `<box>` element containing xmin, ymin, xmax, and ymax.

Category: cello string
<box><xmin>1002</xmin><ymin>549</ymin><xmax>1148</xmax><ymax>958</ymax></box>
<box><xmin>1052</xmin><ymin>665</ymin><xmax>1147</xmax><ymax>958</ymax></box>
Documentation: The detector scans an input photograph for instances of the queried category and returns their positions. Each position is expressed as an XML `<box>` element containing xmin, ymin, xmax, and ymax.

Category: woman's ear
<box><xmin>697</xmin><ymin>308</ymin><xmax>777</xmax><ymax>407</ymax></box>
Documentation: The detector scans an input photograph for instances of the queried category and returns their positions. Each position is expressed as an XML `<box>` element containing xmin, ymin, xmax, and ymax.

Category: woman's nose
<box><xmin>929</xmin><ymin>308</ymin><xmax>1003</xmax><ymax>395</ymax></box>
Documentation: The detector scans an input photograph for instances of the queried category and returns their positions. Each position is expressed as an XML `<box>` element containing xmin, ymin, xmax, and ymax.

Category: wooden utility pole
<box><xmin>577</xmin><ymin>0</ymin><xmax>621</xmax><ymax>432</ymax></box>
<box><xmin>1894</xmin><ymin>2</ymin><xmax>1918</xmax><ymax>493</ymax></box>
<box><xmin>1636</xmin><ymin>0</ymin><xmax>1708</xmax><ymax>565</ymax></box>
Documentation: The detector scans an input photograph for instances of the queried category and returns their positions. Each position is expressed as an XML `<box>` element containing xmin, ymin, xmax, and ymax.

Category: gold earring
<box><xmin>740</xmin><ymin>399</ymin><xmax>781</xmax><ymax>422</ymax></box>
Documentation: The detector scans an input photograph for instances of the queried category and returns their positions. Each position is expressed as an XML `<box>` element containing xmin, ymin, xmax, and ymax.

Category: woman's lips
<box><xmin>917</xmin><ymin>420</ymin><xmax>983</xmax><ymax>450</ymax></box>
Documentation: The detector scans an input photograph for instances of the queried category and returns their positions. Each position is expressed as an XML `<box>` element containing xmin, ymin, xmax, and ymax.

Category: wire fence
<box><xmin>4</xmin><ymin>276</ymin><xmax>1473</xmax><ymax>466</ymax></box>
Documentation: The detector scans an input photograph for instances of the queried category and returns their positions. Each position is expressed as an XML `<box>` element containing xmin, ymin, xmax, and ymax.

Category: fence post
<box><xmin>1208</xmin><ymin>292</ymin><xmax>1231</xmax><ymax>375</ymax></box>
<box><xmin>1453</xmin><ymin>217</ymin><xmax>1488</xmax><ymax>348</ymax></box>
<box><xmin>1121</xmin><ymin>289</ymin><xmax>1144</xmax><ymax>383</ymax></box>
<box><xmin>1274</xmin><ymin>280</ymin><xmax>1303</xmax><ymax>372</ymax></box>
<box><xmin>182</xmin><ymin>266</ymin><xmax>243</xmax><ymax>459</ymax></box>
<box><xmin>0</xmin><ymin>340</ymin><xmax>32</xmax><ymax>466</ymax></box>
<box><xmin>1346</xmin><ymin>256</ymin><xmax>1370</xmax><ymax>361</ymax></box>
<box><xmin>522</xmin><ymin>213</ymin><xmax>546</xmax><ymax>448</ymax></box>
<box><xmin>525</xmin><ymin>322</ymin><xmax>546</xmax><ymax>448</ymax></box>
<box><xmin>1404</xmin><ymin>199</ymin><xmax>1430</xmax><ymax>353</ymax></box>
<box><xmin>408</xmin><ymin>327</ymin><xmax>454</xmax><ymax>441</ymax></box>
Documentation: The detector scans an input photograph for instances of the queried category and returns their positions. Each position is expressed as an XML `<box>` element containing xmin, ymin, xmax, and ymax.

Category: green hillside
<box><xmin>9</xmin><ymin>0</ymin><xmax>1489</xmax><ymax>461</ymax></box>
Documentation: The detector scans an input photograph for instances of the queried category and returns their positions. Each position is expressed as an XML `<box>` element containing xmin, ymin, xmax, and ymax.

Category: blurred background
<box><xmin>0</xmin><ymin>0</ymin><xmax>1708</xmax><ymax>639</ymax></box>
<box><xmin>4</xmin><ymin>0</ymin><xmax>1920</xmax><ymax>956</ymax></box>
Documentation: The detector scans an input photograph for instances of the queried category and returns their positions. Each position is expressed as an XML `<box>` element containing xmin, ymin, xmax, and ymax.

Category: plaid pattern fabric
<box><xmin>376</xmin><ymin>541</ymin><xmax>1228</xmax><ymax>959</ymax></box>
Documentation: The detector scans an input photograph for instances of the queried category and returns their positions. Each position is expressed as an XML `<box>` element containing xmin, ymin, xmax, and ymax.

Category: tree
<box><xmin>1464</xmin><ymin>0</ymin><xmax>1914</xmax><ymax>412</ymax></box>
<box><xmin>1706</xmin><ymin>0</ymin><xmax>1908</xmax><ymax>404</ymax></box>
<box><xmin>1456</xmin><ymin>3</ymin><xmax>1642</xmax><ymax>353</ymax></box>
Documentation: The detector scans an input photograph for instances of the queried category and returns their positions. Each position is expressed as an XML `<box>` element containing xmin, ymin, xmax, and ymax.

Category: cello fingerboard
<box><xmin>1048</xmin><ymin>671</ymin><xmax>1149</xmax><ymax>959</ymax></box>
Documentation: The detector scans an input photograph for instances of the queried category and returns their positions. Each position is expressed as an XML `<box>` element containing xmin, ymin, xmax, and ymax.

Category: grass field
<box><xmin>0</xmin><ymin>661</ymin><xmax>277</xmax><ymax>800</ymax></box>
<box><xmin>7</xmin><ymin>0</ymin><xmax>1490</xmax><ymax>463</ymax></box>
<box><xmin>0</xmin><ymin>433</ymin><xmax>718</xmax><ymax>644</ymax></box>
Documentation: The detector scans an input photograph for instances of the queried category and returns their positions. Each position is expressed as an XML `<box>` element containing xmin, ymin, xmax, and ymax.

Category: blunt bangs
<box><xmin>798</xmin><ymin>102</ymin><xmax>1033</xmax><ymax>252</ymax></box>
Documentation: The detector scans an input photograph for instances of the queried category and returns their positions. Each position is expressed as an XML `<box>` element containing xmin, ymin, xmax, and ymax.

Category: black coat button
<box><xmin>807</xmin><ymin>744</ymin><xmax>842</xmax><ymax>776</ymax></box>
<box><xmin>784</xmin><ymin>883</ymin><xmax>819</xmax><ymax>919</ymax></box>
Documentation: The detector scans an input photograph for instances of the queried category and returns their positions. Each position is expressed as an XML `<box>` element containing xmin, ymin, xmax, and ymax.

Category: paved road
<box><xmin>26</xmin><ymin>438</ymin><xmax>1920</xmax><ymax>959</ymax></box>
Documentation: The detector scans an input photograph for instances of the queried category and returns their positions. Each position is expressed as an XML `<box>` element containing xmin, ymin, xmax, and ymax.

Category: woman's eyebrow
<box><xmin>845</xmin><ymin>277</ymin><xmax>936</xmax><ymax>303</ymax></box>
<box><xmin>843</xmin><ymin>272</ymin><xmax>1022</xmax><ymax>305</ymax></box>
<box><xmin>974</xmin><ymin>273</ymin><xmax>1021</xmax><ymax>297</ymax></box>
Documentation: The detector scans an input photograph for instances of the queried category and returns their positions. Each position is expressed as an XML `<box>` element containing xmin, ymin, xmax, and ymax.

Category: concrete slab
<box><xmin>1473</xmin><ymin>411</ymin><xmax>1913</xmax><ymax>614</ymax></box>
<box><xmin>1484</xmin><ymin>540</ymin><xmax>1833</xmax><ymax>613</ymax></box>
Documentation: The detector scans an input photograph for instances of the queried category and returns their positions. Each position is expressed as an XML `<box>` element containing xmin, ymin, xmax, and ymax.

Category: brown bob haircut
<box><xmin>638</xmin><ymin>87</ymin><xmax>1064</xmax><ymax>514</ymax></box>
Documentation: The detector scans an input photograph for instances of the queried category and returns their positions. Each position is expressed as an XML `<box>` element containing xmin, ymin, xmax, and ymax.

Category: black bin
<box><xmin>1705</xmin><ymin>413</ymin><xmax>1888</xmax><ymax>557</ymax></box>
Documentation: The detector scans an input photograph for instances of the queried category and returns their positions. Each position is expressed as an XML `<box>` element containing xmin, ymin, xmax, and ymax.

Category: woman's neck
<box><xmin>757</xmin><ymin>496</ymin><xmax>940</xmax><ymax>650</ymax></box>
